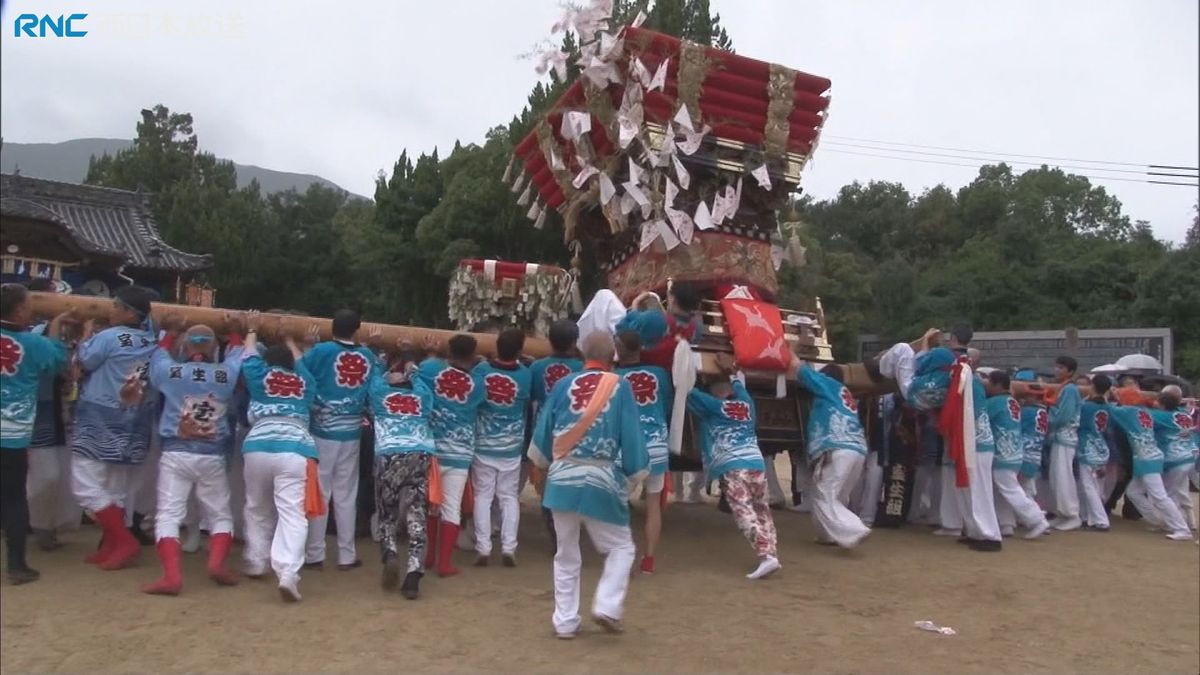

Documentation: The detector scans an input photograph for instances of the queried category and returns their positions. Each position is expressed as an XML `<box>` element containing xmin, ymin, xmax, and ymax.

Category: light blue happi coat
<box><xmin>795</xmin><ymin>365</ymin><xmax>867</xmax><ymax>461</ymax></box>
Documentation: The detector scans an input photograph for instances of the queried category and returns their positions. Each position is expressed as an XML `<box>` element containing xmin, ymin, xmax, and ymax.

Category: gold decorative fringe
<box><xmin>517</xmin><ymin>182</ymin><xmax>533</xmax><ymax>206</ymax></box>
<box><xmin>562</xmin><ymin>184</ymin><xmax>598</xmax><ymax>242</ymax></box>
<box><xmin>501</xmin><ymin>154</ymin><xmax>515</xmax><ymax>183</ymax></box>
<box><xmin>764</xmin><ymin>63</ymin><xmax>797</xmax><ymax>160</ymax></box>
<box><xmin>675</xmin><ymin>41</ymin><xmax>710</xmax><ymax>129</ymax></box>
<box><xmin>510</xmin><ymin>167</ymin><xmax>527</xmax><ymax>194</ymax></box>
<box><xmin>527</xmin><ymin>200</ymin><xmax>542</xmax><ymax>221</ymax></box>
<box><xmin>536</xmin><ymin>121</ymin><xmax>577</xmax><ymax>200</ymax></box>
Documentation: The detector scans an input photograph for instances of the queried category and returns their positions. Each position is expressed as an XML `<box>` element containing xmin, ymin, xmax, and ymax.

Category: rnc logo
<box><xmin>13</xmin><ymin>13</ymin><xmax>89</xmax><ymax>38</ymax></box>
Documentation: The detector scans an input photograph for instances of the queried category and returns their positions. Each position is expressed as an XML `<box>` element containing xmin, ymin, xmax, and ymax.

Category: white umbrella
<box><xmin>1091</xmin><ymin>363</ymin><xmax>1126</xmax><ymax>375</ymax></box>
<box><xmin>1115</xmin><ymin>353</ymin><xmax>1163</xmax><ymax>373</ymax></box>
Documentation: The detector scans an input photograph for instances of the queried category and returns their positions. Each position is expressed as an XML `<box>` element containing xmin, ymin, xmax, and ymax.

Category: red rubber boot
<box><xmin>96</xmin><ymin>505</ymin><xmax>141</xmax><ymax>570</ymax></box>
<box><xmin>141</xmin><ymin>538</ymin><xmax>183</xmax><ymax>596</ymax></box>
<box><xmin>85</xmin><ymin>531</ymin><xmax>114</xmax><ymax>565</ymax></box>
<box><xmin>436</xmin><ymin>521</ymin><xmax>460</xmax><ymax>578</ymax></box>
<box><xmin>423</xmin><ymin>517</ymin><xmax>439</xmax><ymax>570</ymax></box>
<box><xmin>207</xmin><ymin>532</ymin><xmax>239</xmax><ymax>586</ymax></box>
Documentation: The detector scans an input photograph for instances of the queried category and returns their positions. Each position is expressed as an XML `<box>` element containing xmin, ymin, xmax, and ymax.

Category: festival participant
<box><xmin>471</xmin><ymin>328</ymin><xmax>531</xmax><ymax>567</ymax></box>
<box><xmin>527</xmin><ymin>331</ymin><xmax>647</xmax><ymax>639</ymax></box>
<box><xmin>1075</xmin><ymin>375</ymin><xmax>1114</xmax><ymax>531</ymax></box>
<box><xmin>1107</xmin><ymin>399</ymin><xmax>1192</xmax><ymax>541</ymax></box>
<box><xmin>528</xmin><ymin>321</ymin><xmax>583</xmax><ymax>545</ymax></box>
<box><xmin>907</xmin><ymin>414</ymin><xmax>943</xmax><ymax>526</ymax></box>
<box><xmin>302</xmin><ymin>310</ymin><xmax>378</xmax><ymax>571</ymax></box>
<box><xmin>788</xmin><ymin>357</ymin><xmax>871</xmax><ymax>549</ymax></box>
<box><xmin>22</xmin><ymin>279</ymin><xmax>79</xmax><ymax>553</ymax></box>
<box><xmin>1046</xmin><ymin>356</ymin><xmax>1083</xmax><ymax>530</ymax></box>
<box><xmin>613</xmin><ymin>331</ymin><xmax>673</xmax><ymax>573</ymax></box>
<box><xmin>687</xmin><ymin>354</ymin><xmax>780</xmax><ymax>578</ymax></box>
<box><xmin>140</xmin><ymin>317</ymin><xmax>245</xmax><ymax>595</ymax></box>
<box><xmin>368</xmin><ymin>349</ymin><xmax>433</xmax><ymax>599</ymax></box>
<box><xmin>417</xmin><ymin>334</ymin><xmax>485</xmax><ymax>577</ymax></box>
<box><xmin>1150</xmin><ymin>385</ymin><xmax>1198</xmax><ymax>533</ymax></box>
<box><xmin>1</xmin><ymin>284</ymin><xmax>70</xmax><ymax>584</ymax></box>
<box><xmin>240</xmin><ymin>317</ymin><xmax>319</xmax><ymax>601</ymax></box>
<box><xmin>71</xmin><ymin>285</ymin><xmax>159</xmax><ymax>571</ymax></box>
<box><xmin>984</xmin><ymin>371</ymin><xmax>1051</xmax><ymax>539</ymax></box>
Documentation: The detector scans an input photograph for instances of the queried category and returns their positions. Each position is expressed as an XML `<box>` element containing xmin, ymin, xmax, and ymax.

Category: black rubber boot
<box><xmin>400</xmin><ymin>571</ymin><xmax>421</xmax><ymax>600</ymax></box>
<box><xmin>381</xmin><ymin>552</ymin><xmax>400</xmax><ymax>590</ymax></box>
<box><xmin>130</xmin><ymin>512</ymin><xmax>155</xmax><ymax>546</ymax></box>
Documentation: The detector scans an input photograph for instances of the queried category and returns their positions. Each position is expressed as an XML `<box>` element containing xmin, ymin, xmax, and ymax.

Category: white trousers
<box><xmin>472</xmin><ymin>458</ymin><xmax>520</xmax><ymax>555</ymax></box>
<box><xmin>27</xmin><ymin>445</ymin><xmax>82</xmax><ymax>531</ymax></box>
<box><xmin>438</xmin><ymin>466</ymin><xmax>469</xmax><ymax>525</ymax></box>
<box><xmin>1163</xmin><ymin>466</ymin><xmax>1197</xmax><ymax>531</ymax></box>
<box><xmin>811</xmin><ymin>450</ymin><xmax>870</xmax><ymax>548</ymax></box>
<box><xmin>856</xmin><ymin>451</ymin><xmax>884</xmax><ymax>526</ymax></box>
<box><xmin>938</xmin><ymin>464</ymin><xmax>964</xmax><ymax>531</ymax></box>
<box><xmin>71</xmin><ymin>455</ymin><xmax>133</xmax><ymax>513</ymax></box>
<box><xmin>949</xmin><ymin>453</ymin><xmax>1002</xmax><ymax>542</ymax></box>
<box><xmin>1076</xmin><ymin>466</ymin><xmax>1110</xmax><ymax>529</ymax></box>
<box><xmin>243</xmin><ymin>452</ymin><xmax>308</xmax><ymax>584</ymax></box>
<box><xmin>908</xmin><ymin>464</ymin><xmax>941</xmax><ymax>524</ymax></box>
<box><xmin>993</xmin><ymin>468</ymin><xmax>1047</xmax><ymax>530</ymax></box>
<box><xmin>1019</xmin><ymin>473</ymin><xmax>1038</xmax><ymax>500</ymax></box>
<box><xmin>878</xmin><ymin>343</ymin><xmax>915</xmax><ymax>399</ymax></box>
<box><xmin>305</xmin><ymin>438</ymin><xmax>361</xmax><ymax>566</ymax></box>
<box><xmin>1048</xmin><ymin>441</ymin><xmax>1080</xmax><ymax>520</ymax></box>
<box><xmin>1125</xmin><ymin>472</ymin><xmax>1190</xmax><ymax>536</ymax></box>
<box><xmin>154</xmin><ymin>452</ymin><xmax>233</xmax><ymax>540</ymax></box>
<box><xmin>551</xmin><ymin>511</ymin><xmax>635</xmax><ymax>635</ymax></box>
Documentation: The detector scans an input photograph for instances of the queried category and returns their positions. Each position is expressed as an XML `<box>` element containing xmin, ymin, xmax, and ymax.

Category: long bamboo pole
<box><xmin>26</xmin><ymin>292</ymin><xmax>554</xmax><ymax>359</ymax></box>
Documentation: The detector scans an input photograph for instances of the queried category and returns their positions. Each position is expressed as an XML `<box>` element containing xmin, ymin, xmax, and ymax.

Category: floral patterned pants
<box><xmin>374</xmin><ymin>453</ymin><xmax>429</xmax><ymax>574</ymax></box>
<box><xmin>721</xmin><ymin>469</ymin><xmax>777</xmax><ymax>558</ymax></box>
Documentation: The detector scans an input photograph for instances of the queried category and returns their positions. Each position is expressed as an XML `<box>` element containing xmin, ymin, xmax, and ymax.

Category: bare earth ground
<box><xmin>2</xmin><ymin>473</ymin><xmax>1198</xmax><ymax>674</ymax></box>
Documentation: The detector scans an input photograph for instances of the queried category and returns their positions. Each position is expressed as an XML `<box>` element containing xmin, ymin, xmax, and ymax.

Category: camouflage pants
<box><xmin>374</xmin><ymin>453</ymin><xmax>429</xmax><ymax>574</ymax></box>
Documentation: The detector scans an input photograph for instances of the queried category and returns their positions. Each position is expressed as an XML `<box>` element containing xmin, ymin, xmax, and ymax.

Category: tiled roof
<box><xmin>0</xmin><ymin>173</ymin><xmax>212</xmax><ymax>273</ymax></box>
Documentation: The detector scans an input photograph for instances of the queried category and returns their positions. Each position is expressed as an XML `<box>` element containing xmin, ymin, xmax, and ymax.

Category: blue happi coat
<box><xmin>686</xmin><ymin>380</ymin><xmax>765</xmax><ymax>481</ymax></box>
<box><xmin>474</xmin><ymin>360</ymin><xmax>532</xmax><ymax>463</ymax></box>
<box><xmin>906</xmin><ymin>347</ymin><xmax>957</xmax><ymax>411</ymax></box>
<box><xmin>795</xmin><ymin>365</ymin><xmax>867</xmax><ymax>461</ymax></box>
<box><xmin>417</xmin><ymin>358</ymin><xmax>485</xmax><ymax>470</ymax></box>
<box><xmin>529</xmin><ymin>356</ymin><xmax>582</xmax><ymax>406</ymax></box>
<box><xmin>241</xmin><ymin>353</ymin><xmax>318</xmax><ymax>460</ymax></box>
<box><xmin>1076</xmin><ymin>400</ymin><xmax>1112</xmax><ymax>467</ymax></box>
<box><xmin>527</xmin><ymin>369</ymin><xmax>649</xmax><ymax>526</ymax></box>
<box><xmin>1150</xmin><ymin>408</ymin><xmax>1198</xmax><ymax>472</ymax></box>
<box><xmin>986</xmin><ymin>393</ymin><xmax>1024</xmax><ymax>472</ymax></box>
<box><xmin>0</xmin><ymin>326</ymin><xmax>67</xmax><ymax>449</ymax></box>
<box><xmin>1019</xmin><ymin>403</ymin><xmax>1049</xmax><ymax>479</ymax></box>
<box><xmin>148</xmin><ymin>345</ymin><xmax>241</xmax><ymax>457</ymax></box>
<box><xmin>1048</xmin><ymin>383</ymin><xmax>1082</xmax><ymax>448</ymax></box>
<box><xmin>368</xmin><ymin>372</ymin><xmax>435</xmax><ymax>456</ymax></box>
<box><xmin>615</xmin><ymin>363</ymin><xmax>673</xmax><ymax>477</ymax></box>
<box><xmin>301</xmin><ymin>341</ymin><xmax>378</xmax><ymax>441</ymax></box>
<box><xmin>72</xmin><ymin>325</ymin><xmax>159</xmax><ymax>463</ymax></box>
<box><xmin>1107</xmin><ymin>406</ymin><xmax>1163</xmax><ymax>477</ymax></box>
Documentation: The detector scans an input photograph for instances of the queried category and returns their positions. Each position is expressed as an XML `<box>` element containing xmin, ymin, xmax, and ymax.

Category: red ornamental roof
<box><xmin>513</xmin><ymin>27</ymin><xmax>831</xmax><ymax>212</ymax></box>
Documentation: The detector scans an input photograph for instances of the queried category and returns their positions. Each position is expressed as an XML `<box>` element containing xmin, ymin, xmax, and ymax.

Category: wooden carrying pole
<box><xmin>26</xmin><ymin>292</ymin><xmax>554</xmax><ymax>359</ymax></box>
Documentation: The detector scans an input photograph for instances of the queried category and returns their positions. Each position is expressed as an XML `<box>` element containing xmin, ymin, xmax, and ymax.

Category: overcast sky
<box><xmin>2</xmin><ymin>0</ymin><xmax>1196</xmax><ymax>241</ymax></box>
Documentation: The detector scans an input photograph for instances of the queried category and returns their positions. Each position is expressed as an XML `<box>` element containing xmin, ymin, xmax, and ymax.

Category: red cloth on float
<box><xmin>640</xmin><ymin>314</ymin><xmax>700</xmax><ymax>369</ymax></box>
<box><xmin>720</xmin><ymin>299</ymin><xmax>789</xmax><ymax>371</ymax></box>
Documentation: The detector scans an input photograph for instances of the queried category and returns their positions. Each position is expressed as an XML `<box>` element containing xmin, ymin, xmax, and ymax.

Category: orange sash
<box><xmin>427</xmin><ymin>455</ymin><xmax>443</xmax><ymax>506</ymax></box>
<box><xmin>304</xmin><ymin>459</ymin><xmax>326</xmax><ymax>520</ymax></box>
<box><xmin>552</xmin><ymin>372</ymin><xmax>620</xmax><ymax>461</ymax></box>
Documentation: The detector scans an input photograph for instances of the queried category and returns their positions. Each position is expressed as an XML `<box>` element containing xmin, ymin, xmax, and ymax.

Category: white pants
<box><xmin>1048</xmin><ymin>441</ymin><xmax>1080</xmax><ymax>520</ymax></box>
<box><xmin>154</xmin><ymin>452</ymin><xmax>233</xmax><ymax>540</ymax></box>
<box><xmin>1019</xmin><ymin>473</ymin><xmax>1038</xmax><ymax>500</ymax></box>
<box><xmin>72</xmin><ymin>455</ymin><xmax>133</xmax><ymax>513</ymax></box>
<box><xmin>1076</xmin><ymin>465</ymin><xmax>1110</xmax><ymax>529</ymax></box>
<box><xmin>472</xmin><ymin>458</ymin><xmax>520</xmax><ymax>556</ymax></box>
<box><xmin>27</xmin><ymin>445</ymin><xmax>82</xmax><ymax>531</ymax></box>
<box><xmin>551</xmin><ymin>511</ymin><xmax>635</xmax><ymax>635</ymax></box>
<box><xmin>856</xmin><ymin>452</ymin><xmax>884</xmax><ymax>526</ymax></box>
<box><xmin>1163</xmin><ymin>466</ymin><xmax>1197</xmax><ymax>531</ymax></box>
<box><xmin>243</xmin><ymin>452</ymin><xmax>308</xmax><ymax>583</ymax></box>
<box><xmin>994</xmin><ymin>468</ymin><xmax>1048</xmax><ymax>530</ymax></box>
<box><xmin>908</xmin><ymin>464</ymin><xmax>940</xmax><ymax>524</ymax></box>
<box><xmin>1125</xmin><ymin>472</ymin><xmax>1190</xmax><ymax>536</ymax></box>
<box><xmin>305</xmin><ymin>438</ymin><xmax>361</xmax><ymax>566</ymax></box>
<box><xmin>125</xmin><ymin>435</ymin><xmax>161</xmax><ymax>524</ymax></box>
<box><xmin>949</xmin><ymin>453</ymin><xmax>1002</xmax><ymax>541</ymax></box>
<box><xmin>438</xmin><ymin>466</ymin><xmax>469</xmax><ymax>525</ymax></box>
<box><xmin>938</xmin><ymin>464</ymin><xmax>964</xmax><ymax>531</ymax></box>
<box><xmin>811</xmin><ymin>450</ymin><xmax>870</xmax><ymax>548</ymax></box>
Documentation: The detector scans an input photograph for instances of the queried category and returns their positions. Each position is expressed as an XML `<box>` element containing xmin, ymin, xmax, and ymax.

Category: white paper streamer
<box><xmin>711</xmin><ymin>190</ymin><xmax>728</xmax><ymax>225</ymax></box>
<box><xmin>667</xmin><ymin>207</ymin><xmax>694</xmax><ymax>245</ymax></box>
<box><xmin>665</xmin><ymin>178</ymin><xmax>679</xmax><ymax>208</ymax></box>
<box><xmin>572</xmin><ymin>165</ymin><xmax>599</xmax><ymax>189</ymax></box>
<box><xmin>561</xmin><ymin>111</ymin><xmax>592</xmax><ymax>141</ymax></box>
<box><xmin>632</xmin><ymin>58</ymin><xmax>653</xmax><ymax>89</ymax></box>
<box><xmin>673</xmin><ymin>104</ymin><xmax>694</xmax><ymax>132</ymax></box>
<box><xmin>620</xmin><ymin>192</ymin><xmax>637</xmax><ymax>215</ymax></box>
<box><xmin>694</xmin><ymin>201</ymin><xmax>714</xmax><ymax>231</ymax></box>
<box><xmin>550</xmin><ymin>148</ymin><xmax>565</xmax><ymax>171</ymax></box>
<box><xmin>672</xmin><ymin>155</ymin><xmax>690</xmax><ymax>190</ymax></box>
<box><xmin>656</xmin><ymin>219</ymin><xmax>680</xmax><ymax>250</ymax></box>
<box><xmin>622</xmin><ymin>181</ymin><xmax>650</xmax><ymax>208</ymax></box>
<box><xmin>752</xmin><ymin>163</ymin><xmax>773</xmax><ymax>190</ymax></box>
<box><xmin>639</xmin><ymin>221</ymin><xmax>658</xmax><ymax>250</ymax></box>
<box><xmin>628</xmin><ymin>158</ymin><xmax>645</xmax><ymax>185</ymax></box>
<box><xmin>771</xmin><ymin>243</ymin><xmax>784</xmax><ymax>270</ymax></box>
<box><xmin>648</xmin><ymin>59</ymin><xmax>668</xmax><ymax>92</ymax></box>
<box><xmin>599</xmin><ymin>173</ymin><xmax>617</xmax><ymax>204</ymax></box>
<box><xmin>631</xmin><ymin>10</ymin><xmax>647</xmax><ymax>27</ymax></box>
<box><xmin>677</xmin><ymin>124</ymin><xmax>710</xmax><ymax>156</ymax></box>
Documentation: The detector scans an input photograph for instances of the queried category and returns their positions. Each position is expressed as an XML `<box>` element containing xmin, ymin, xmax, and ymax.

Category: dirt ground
<box><xmin>2</xmin><ymin>471</ymin><xmax>1198</xmax><ymax>674</ymax></box>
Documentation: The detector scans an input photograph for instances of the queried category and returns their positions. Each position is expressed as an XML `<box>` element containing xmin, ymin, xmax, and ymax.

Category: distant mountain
<box><xmin>0</xmin><ymin>138</ymin><xmax>360</xmax><ymax>197</ymax></box>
